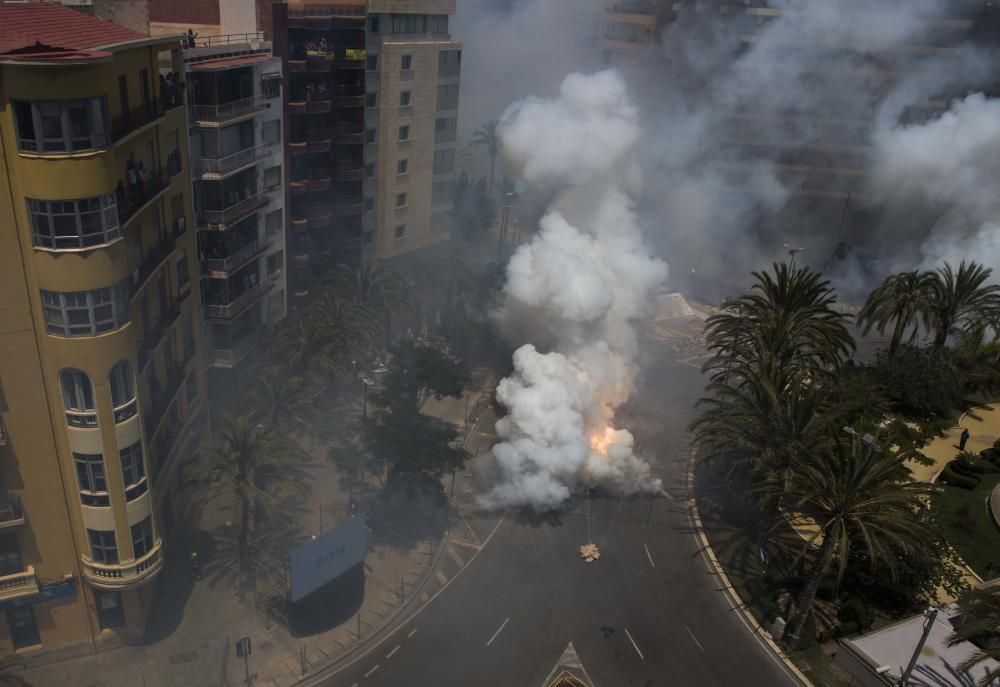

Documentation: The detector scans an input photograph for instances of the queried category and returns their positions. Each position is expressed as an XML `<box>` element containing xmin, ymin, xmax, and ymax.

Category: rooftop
<box><xmin>0</xmin><ymin>2</ymin><xmax>158</xmax><ymax>63</ymax></box>
<box><xmin>190</xmin><ymin>54</ymin><xmax>275</xmax><ymax>71</ymax></box>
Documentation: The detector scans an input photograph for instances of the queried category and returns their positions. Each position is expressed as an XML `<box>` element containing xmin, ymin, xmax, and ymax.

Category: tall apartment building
<box><xmin>182</xmin><ymin>39</ymin><xmax>288</xmax><ymax>394</ymax></box>
<box><xmin>364</xmin><ymin>0</ymin><xmax>462</xmax><ymax>260</ymax></box>
<box><xmin>600</xmin><ymin>0</ymin><xmax>672</xmax><ymax>64</ymax></box>
<box><xmin>0</xmin><ymin>3</ymin><xmax>208</xmax><ymax>651</ymax></box>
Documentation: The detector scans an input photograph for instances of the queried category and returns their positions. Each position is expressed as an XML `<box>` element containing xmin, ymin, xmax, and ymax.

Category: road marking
<box><xmin>624</xmin><ymin>627</ymin><xmax>645</xmax><ymax>660</ymax></box>
<box><xmin>407</xmin><ymin>627</ymin><xmax>418</xmax><ymax>638</ymax></box>
<box><xmin>685</xmin><ymin>624</ymin><xmax>706</xmax><ymax>652</ymax></box>
<box><xmin>643</xmin><ymin>542</ymin><xmax>655</xmax><ymax>568</ymax></box>
<box><xmin>364</xmin><ymin>664</ymin><xmax>380</xmax><ymax>678</ymax></box>
<box><xmin>486</xmin><ymin>617</ymin><xmax>510</xmax><ymax>646</ymax></box>
<box><xmin>386</xmin><ymin>645</ymin><xmax>400</xmax><ymax>659</ymax></box>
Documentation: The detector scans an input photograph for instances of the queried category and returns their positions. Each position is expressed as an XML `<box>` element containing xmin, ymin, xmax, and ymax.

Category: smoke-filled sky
<box><xmin>455</xmin><ymin>0</ymin><xmax>1000</xmax><ymax>299</ymax></box>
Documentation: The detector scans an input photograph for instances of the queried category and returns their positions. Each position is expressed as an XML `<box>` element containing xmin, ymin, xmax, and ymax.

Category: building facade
<box><xmin>183</xmin><ymin>40</ymin><xmax>288</xmax><ymax>393</ymax></box>
<box><xmin>0</xmin><ymin>3</ymin><xmax>208</xmax><ymax>652</ymax></box>
<box><xmin>600</xmin><ymin>0</ymin><xmax>672</xmax><ymax>64</ymax></box>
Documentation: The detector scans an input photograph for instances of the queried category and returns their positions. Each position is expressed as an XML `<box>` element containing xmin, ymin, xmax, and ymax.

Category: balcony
<box><xmin>0</xmin><ymin>495</ymin><xmax>25</xmax><ymax>529</ymax></box>
<box><xmin>138</xmin><ymin>292</ymin><xmax>187</xmax><ymax>372</ymax></box>
<box><xmin>333</xmin><ymin>198</ymin><xmax>364</xmax><ymax>215</ymax></box>
<box><xmin>288</xmin><ymin>59</ymin><xmax>307</xmax><ymax>72</ymax></box>
<box><xmin>202</xmin><ymin>239</ymin><xmax>267</xmax><ymax>277</ymax></box>
<box><xmin>308</xmin><ymin>132</ymin><xmax>332</xmax><ymax>154</ymax></box>
<box><xmin>205</xmin><ymin>282</ymin><xmax>274</xmax><ymax>321</ymax></box>
<box><xmin>307</xmin><ymin>56</ymin><xmax>330</xmax><ymax>72</ymax></box>
<box><xmin>147</xmin><ymin>361</ymin><xmax>187</xmax><ymax>430</ymax></box>
<box><xmin>0</xmin><ymin>567</ymin><xmax>38</xmax><ymax>602</ymax></box>
<box><xmin>130</xmin><ymin>235</ymin><xmax>176</xmax><ymax>300</ymax></box>
<box><xmin>332</xmin><ymin>159</ymin><xmax>364</xmax><ymax>180</ymax></box>
<box><xmin>289</xmin><ymin>100</ymin><xmax>307</xmax><ymax>115</ymax></box>
<box><xmin>306</xmin><ymin>99</ymin><xmax>332</xmax><ymax>114</ymax></box>
<box><xmin>118</xmin><ymin>169</ymin><xmax>170</xmax><ymax>226</ymax></box>
<box><xmin>200</xmin><ymin>144</ymin><xmax>272</xmax><ymax>180</ymax></box>
<box><xmin>198</xmin><ymin>192</ymin><xmax>269</xmax><ymax>228</ymax></box>
<box><xmin>332</xmin><ymin>49</ymin><xmax>367</xmax><ymax>70</ymax></box>
<box><xmin>330</xmin><ymin>85</ymin><xmax>365</xmax><ymax>107</ymax></box>
<box><xmin>112</xmin><ymin>99</ymin><xmax>164</xmax><ymax>142</ymax></box>
<box><xmin>81</xmin><ymin>544</ymin><xmax>163</xmax><ymax>590</ymax></box>
<box><xmin>190</xmin><ymin>95</ymin><xmax>268</xmax><ymax>127</ymax></box>
<box><xmin>291</xmin><ymin>216</ymin><xmax>309</xmax><ymax>232</ymax></box>
<box><xmin>309</xmin><ymin>212</ymin><xmax>332</xmax><ymax>229</ymax></box>
<box><xmin>290</xmin><ymin>178</ymin><xmax>307</xmax><ymax>194</ymax></box>
<box><xmin>291</xmin><ymin>252</ymin><xmax>309</xmax><ymax>269</ymax></box>
<box><xmin>332</xmin><ymin>122</ymin><xmax>365</xmax><ymax>145</ymax></box>
<box><xmin>307</xmin><ymin>176</ymin><xmax>331</xmax><ymax>192</ymax></box>
<box><xmin>309</xmin><ymin>242</ymin><xmax>333</xmax><ymax>264</ymax></box>
<box><xmin>208</xmin><ymin>329</ymin><xmax>263</xmax><ymax>369</ymax></box>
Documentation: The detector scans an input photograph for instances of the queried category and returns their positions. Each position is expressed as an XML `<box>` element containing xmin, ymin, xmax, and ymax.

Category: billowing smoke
<box><xmin>479</xmin><ymin>71</ymin><xmax>667</xmax><ymax>511</ymax></box>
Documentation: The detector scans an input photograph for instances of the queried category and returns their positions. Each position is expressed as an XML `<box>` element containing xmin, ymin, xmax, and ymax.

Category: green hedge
<box><xmin>940</xmin><ymin>465</ymin><xmax>979</xmax><ymax>489</ymax></box>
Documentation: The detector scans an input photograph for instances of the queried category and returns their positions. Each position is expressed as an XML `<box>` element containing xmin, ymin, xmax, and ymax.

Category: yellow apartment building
<box><xmin>0</xmin><ymin>2</ymin><xmax>208</xmax><ymax>654</ymax></box>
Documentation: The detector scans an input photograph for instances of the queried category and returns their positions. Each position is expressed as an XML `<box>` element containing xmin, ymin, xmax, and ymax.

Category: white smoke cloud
<box><xmin>480</xmin><ymin>70</ymin><xmax>667</xmax><ymax>511</ymax></box>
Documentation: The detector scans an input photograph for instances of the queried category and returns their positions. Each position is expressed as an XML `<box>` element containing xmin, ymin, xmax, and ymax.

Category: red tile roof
<box><xmin>0</xmin><ymin>2</ymin><xmax>150</xmax><ymax>61</ymax></box>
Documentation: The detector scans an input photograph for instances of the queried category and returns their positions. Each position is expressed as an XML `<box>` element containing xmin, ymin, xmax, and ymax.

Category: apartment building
<box><xmin>183</xmin><ymin>39</ymin><xmax>287</xmax><ymax>392</ymax></box>
<box><xmin>600</xmin><ymin>0</ymin><xmax>672</xmax><ymax>64</ymax></box>
<box><xmin>0</xmin><ymin>3</ymin><xmax>208</xmax><ymax>651</ymax></box>
<box><xmin>364</xmin><ymin>0</ymin><xmax>462</xmax><ymax>259</ymax></box>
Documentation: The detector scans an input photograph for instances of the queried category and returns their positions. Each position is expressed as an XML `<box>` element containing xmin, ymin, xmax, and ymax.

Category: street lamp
<box><xmin>900</xmin><ymin>607</ymin><xmax>939</xmax><ymax>686</ymax></box>
<box><xmin>841</xmin><ymin>426</ymin><xmax>881</xmax><ymax>451</ymax></box>
<box><xmin>497</xmin><ymin>192</ymin><xmax>517</xmax><ymax>276</ymax></box>
<box><xmin>360</xmin><ymin>365</ymin><xmax>388</xmax><ymax>445</ymax></box>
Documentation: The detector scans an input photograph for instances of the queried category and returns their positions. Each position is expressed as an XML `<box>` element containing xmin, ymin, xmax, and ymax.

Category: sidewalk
<box><xmin>912</xmin><ymin>403</ymin><xmax>1000</xmax><ymax>482</ymax></box>
<box><xmin>22</xmin><ymin>373</ymin><xmax>499</xmax><ymax>687</ymax></box>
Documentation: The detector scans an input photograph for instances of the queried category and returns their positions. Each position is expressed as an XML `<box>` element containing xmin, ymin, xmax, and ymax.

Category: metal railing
<box><xmin>198</xmin><ymin>192</ymin><xmax>268</xmax><ymax>226</ymax></box>
<box><xmin>203</xmin><ymin>239</ymin><xmax>265</xmax><ymax>275</ymax></box>
<box><xmin>81</xmin><ymin>545</ymin><xmax>163</xmax><ymax>587</ymax></box>
<box><xmin>288</xmin><ymin>5</ymin><xmax>365</xmax><ymax>17</ymax></box>
<box><xmin>209</xmin><ymin>329</ymin><xmax>263</xmax><ymax>367</ymax></box>
<box><xmin>112</xmin><ymin>99</ymin><xmax>163</xmax><ymax>141</ymax></box>
<box><xmin>190</xmin><ymin>95</ymin><xmax>268</xmax><ymax>124</ymax></box>
<box><xmin>130</xmin><ymin>235</ymin><xmax>176</xmax><ymax>298</ymax></box>
<box><xmin>0</xmin><ymin>495</ymin><xmax>24</xmax><ymax>528</ymax></box>
<box><xmin>118</xmin><ymin>169</ymin><xmax>170</xmax><ymax>225</ymax></box>
<box><xmin>200</xmin><ymin>144</ymin><xmax>271</xmax><ymax>177</ymax></box>
<box><xmin>205</xmin><ymin>282</ymin><xmax>272</xmax><ymax>320</ymax></box>
<box><xmin>193</xmin><ymin>32</ymin><xmax>264</xmax><ymax>48</ymax></box>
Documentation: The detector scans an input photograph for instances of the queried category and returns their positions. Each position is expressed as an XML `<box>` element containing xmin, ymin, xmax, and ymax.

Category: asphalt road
<box><xmin>323</xmin><ymin>332</ymin><xmax>799</xmax><ymax>687</ymax></box>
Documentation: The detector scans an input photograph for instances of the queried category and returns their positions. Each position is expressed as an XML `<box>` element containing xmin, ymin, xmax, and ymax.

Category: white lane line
<box><xmin>643</xmin><ymin>542</ymin><xmax>655</xmax><ymax>568</ymax></box>
<box><xmin>364</xmin><ymin>664</ymin><xmax>380</xmax><ymax>678</ymax></box>
<box><xmin>486</xmin><ymin>617</ymin><xmax>510</xmax><ymax>646</ymax></box>
<box><xmin>386</xmin><ymin>645</ymin><xmax>400</xmax><ymax>659</ymax></box>
<box><xmin>624</xmin><ymin>627</ymin><xmax>645</xmax><ymax>660</ymax></box>
<box><xmin>685</xmin><ymin>624</ymin><xmax>706</xmax><ymax>653</ymax></box>
<box><xmin>407</xmin><ymin>627</ymin><xmax>418</xmax><ymax>639</ymax></box>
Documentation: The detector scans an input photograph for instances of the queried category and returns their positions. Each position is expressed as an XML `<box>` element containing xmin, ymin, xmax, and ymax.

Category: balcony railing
<box><xmin>200</xmin><ymin>144</ymin><xmax>271</xmax><ymax>178</ymax></box>
<box><xmin>190</xmin><ymin>32</ymin><xmax>264</xmax><ymax>48</ymax></box>
<box><xmin>138</xmin><ymin>293</ymin><xmax>187</xmax><ymax>371</ymax></box>
<box><xmin>0</xmin><ymin>567</ymin><xmax>38</xmax><ymax>601</ymax></box>
<box><xmin>147</xmin><ymin>363</ymin><xmax>186</xmax><ymax>429</ymax></box>
<box><xmin>0</xmin><ymin>495</ymin><xmax>25</xmax><ymax>529</ymax></box>
<box><xmin>81</xmin><ymin>544</ymin><xmax>163</xmax><ymax>589</ymax></box>
<box><xmin>209</xmin><ymin>329</ymin><xmax>263</xmax><ymax>368</ymax></box>
<box><xmin>118</xmin><ymin>169</ymin><xmax>170</xmax><ymax>226</ymax></box>
<box><xmin>130</xmin><ymin>235</ymin><xmax>176</xmax><ymax>299</ymax></box>
<box><xmin>205</xmin><ymin>282</ymin><xmax>273</xmax><ymax>321</ymax></box>
<box><xmin>198</xmin><ymin>192</ymin><xmax>269</xmax><ymax>227</ymax></box>
<box><xmin>190</xmin><ymin>95</ymin><xmax>268</xmax><ymax>125</ymax></box>
<box><xmin>112</xmin><ymin>99</ymin><xmax>164</xmax><ymax>142</ymax></box>
<box><xmin>203</xmin><ymin>239</ymin><xmax>266</xmax><ymax>276</ymax></box>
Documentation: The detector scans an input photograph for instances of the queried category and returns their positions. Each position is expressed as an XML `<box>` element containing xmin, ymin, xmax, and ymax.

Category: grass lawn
<box><xmin>931</xmin><ymin>472</ymin><xmax>1000</xmax><ymax>580</ymax></box>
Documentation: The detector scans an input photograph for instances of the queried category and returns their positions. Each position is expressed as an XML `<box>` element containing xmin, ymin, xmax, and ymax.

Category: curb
<box><xmin>685</xmin><ymin>447</ymin><xmax>815</xmax><ymax>687</ymax></box>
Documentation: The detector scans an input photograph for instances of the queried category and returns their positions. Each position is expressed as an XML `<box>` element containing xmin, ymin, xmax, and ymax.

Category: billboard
<box><xmin>289</xmin><ymin>515</ymin><xmax>366</xmax><ymax>603</ymax></box>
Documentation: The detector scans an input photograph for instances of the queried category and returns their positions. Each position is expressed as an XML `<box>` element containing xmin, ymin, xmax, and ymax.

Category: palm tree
<box><xmin>949</xmin><ymin>585</ymin><xmax>1000</xmax><ymax>687</ymax></box>
<box><xmin>246</xmin><ymin>365</ymin><xmax>312</xmax><ymax>434</ymax></box>
<box><xmin>926</xmin><ymin>261</ymin><xmax>1000</xmax><ymax>348</ymax></box>
<box><xmin>283</xmin><ymin>315</ymin><xmax>346</xmax><ymax>382</ymax></box>
<box><xmin>704</xmin><ymin>262</ymin><xmax>854</xmax><ymax>386</ymax></box>
<box><xmin>202</xmin><ymin>415</ymin><xmax>304</xmax><ymax>567</ymax></box>
<box><xmin>316</xmin><ymin>289</ymin><xmax>380</xmax><ymax>360</ymax></box>
<box><xmin>857</xmin><ymin>270</ymin><xmax>935</xmax><ymax>356</ymax></box>
<box><xmin>471</xmin><ymin>118</ymin><xmax>500</xmax><ymax>193</ymax></box>
<box><xmin>769</xmin><ymin>438</ymin><xmax>932</xmax><ymax>646</ymax></box>
<box><xmin>951</xmin><ymin>324</ymin><xmax>1000</xmax><ymax>398</ymax></box>
<box><xmin>333</xmin><ymin>260</ymin><xmax>413</xmax><ymax>347</ymax></box>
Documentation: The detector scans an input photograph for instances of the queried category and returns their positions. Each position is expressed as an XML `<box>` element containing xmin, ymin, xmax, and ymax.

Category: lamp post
<box><xmin>496</xmin><ymin>192</ymin><xmax>517</xmax><ymax>277</ymax></box>
<box><xmin>900</xmin><ymin>607</ymin><xmax>939</xmax><ymax>686</ymax></box>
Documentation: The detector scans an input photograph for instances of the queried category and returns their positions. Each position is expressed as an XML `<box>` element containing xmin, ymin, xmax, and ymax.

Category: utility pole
<box><xmin>900</xmin><ymin>607</ymin><xmax>938</xmax><ymax>686</ymax></box>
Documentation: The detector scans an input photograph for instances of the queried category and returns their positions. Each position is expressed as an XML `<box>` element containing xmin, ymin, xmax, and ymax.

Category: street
<box><xmin>317</xmin><ymin>329</ymin><xmax>800</xmax><ymax>687</ymax></box>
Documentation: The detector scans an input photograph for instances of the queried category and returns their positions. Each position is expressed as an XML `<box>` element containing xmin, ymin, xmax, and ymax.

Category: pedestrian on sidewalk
<box><xmin>959</xmin><ymin>427</ymin><xmax>971</xmax><ymax>451</ymax></box>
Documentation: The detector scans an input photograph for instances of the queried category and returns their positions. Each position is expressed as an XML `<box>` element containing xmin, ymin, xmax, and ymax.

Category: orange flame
<box><xmin>589</xmin><ymin>427</ymin><xmax>617</xmax><ymax>456</ymax></box>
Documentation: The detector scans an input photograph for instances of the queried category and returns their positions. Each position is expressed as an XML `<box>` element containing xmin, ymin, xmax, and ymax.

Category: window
<box><xmin>176</xmin><ymin>252</ymin><xmax>190</xmax><ymax>288</ymax></box>
<box><xmin>366</xmin><ymin>92</ymin><xmax>377</xmax><ymax>108</ymax></box>
<box><xmin>42</xmin><ymin>280</ymin><xmax>130</xmax><ymax>337</ymax></box>
<box><xmin>437</xmin><ymin>83</ymin><xmax>460</xmax><ymax>111</ymax></box>
<box><xmin>366</xmin><ymin>53</ymin><xmax>378</xmax><ymax>71</ymax></box>
<box><xmin>433</xmin><ymin>148</ymin><xmax>455</xmax><ymax>174</ymax></box>
<box><xmin>88</xmin><ymin>529</ymin><xmax>118</xmax><ymax>564</ymax></box>
<box><xmin>364</xmin><ymin>230</ymin><xmax>374</xmax><ymax>245</ymax></box>
<box><xmin>368</xmin><ymin>15</ymin><xmax>380</xmax><ymax>33</ymax></box>
<box><xmin>264</xmin><ymin>165</ymin><xmax>281</xmax><ymax>191</ymax></box>
<box><xmin>74</xmin><ymin>453</ymin><xmax>109</xmax><ymax>506</ymax></box>
<box><xmin>395</xmin><ymin>223</ymin><xmax>406</xmax><ymax>239</ymax></box>
<box><xmin>392</xmin><ymin>16</ymin><xmax>426</xmax><ymax>35</ymax></box>
<box><xmin>398</xmin><ymin>125</ymin><xmax>410</xmax><ymax>141</ymax></box>
<box><xmin>439</xmin><ymin>50</ymin><xmax>461</xmax><ymax>67</ymax></box>
<box><xmin>60</xmin><ymin>370</ymin><xmax>97</xmax><ymax>427</ymax></box>
<box><xmin>28</xmin><ymin>194</ymin><xmax>120</xmax><ymax>250</ymax></box>
<box><xmin>263</xmin><ymin>120</ymin><xmax>281</xmax><ymax>145</ymax></box>
<box><xmin>186</xmin><ymin>373</ymin><xmax>198</xmax><ymax>404</ymax></box>
<box><xmin>399</xmin><ymin>90</ymin><xmax>411</xmax><ymax>107</ymax></box>
<box><xmin>181</xmin><ymin>313</ymin><xmax>195</xmax><ymax>360</ymax></box>
<box><xmin>430</xmin><ymin>15</ymin><xmax>448</xmax><ymax>33</ymax></box>
<box><xmin>396</xmin><ymin>192</ymin><xmax>407</xmax><ymax>207</ymax></box>
<box><xmin>0</xmin><ymin>534</ymin><xmax>22</xmax><ymax>577</ymax></box>
<box><xmin>171</xmin><ymin>194</ymin><xmax>185</xmax><ymax>236</ymax></box>
<box><xmin>397</xmin><ymin>159</ymin><xmax>409</xmax><ymax>175</ymax></box>
<box><xmin>365</xmin><ymin>128</ymin><xmax>377</xmax><ymax>144</ymax></box>
<box><xmin>434</xmin><ymin>117</ymin><xmax>457</xmax><ymax>143</ymax></box>
<box><xmin>267</xmin><ymin>250</ymin><xmax>283</xmax><ymax>277</ymax></box>
<box><xmin>109</xmin><ymin>361</ymin><xmax>136</xmax><ymax>423</ymax></box>
<box><xmin>262</xmin><ymin>73</ymin><xmax>282</xmax><ymax>99</ymax></box>
<box><xmin>7</xmin><ymin>606</ymin><xmax>40</xmax><ymax>649</ymax></box>
<box><xmin>365</xmin><ymin>163</ymin><xmax>375</xmax><ymax>178</ymax></box>
<box><xmin>365</xmin><ymin>197</ymin><xmax>375</xmax><ymax>212</ymax></box>
<box><xmin>13</xmin><ymin>97</ymin><xmax>109</xmax><ymax>153</ymax></box>
<box><xmin>95</xmin><ymin>591</ymin><xmax>124</xmax><ymax>629</ymax></box>
<box><xmin>131</xmin><ymin>517</ymin><xmax>154</xmax><ymax>558</ymax></box>
<box><xmin>266</xmin><ymin>209</ymin><xmax>282</xmax><ymax>235</ymax></box>
<box><xmin>120</xmin><ymin>442</ymin><xmax>147</xmax><ymax>501</ymax></box>
<box><xmin>401</xmin><ymin>54</ymin><xmax>413</xmax><ymax>70</ymax></box>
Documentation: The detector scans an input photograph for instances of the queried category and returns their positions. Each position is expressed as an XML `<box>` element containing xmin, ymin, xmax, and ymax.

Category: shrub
<box><xmin>940</xmin><ymin>466</ymin><xmax>979</xmax><ymax>489</ymax></box>
<box><xmin>838</xmin><ymin>597</ymin><xmax>870</xmax><ymax>629</ymax></box>
<box><xmin>817</xmin><ymin>620</ymin><xmax>861</xmax><ymax>643</ymax></box>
